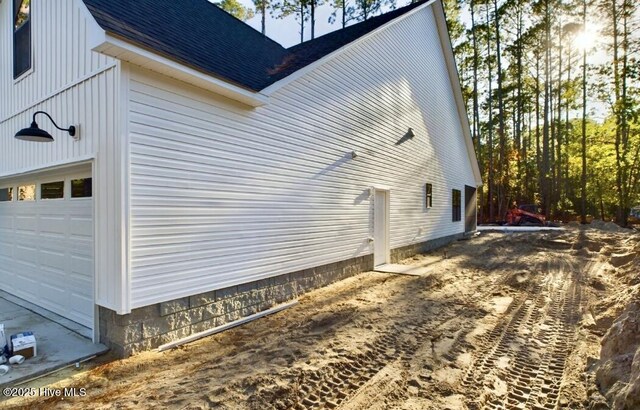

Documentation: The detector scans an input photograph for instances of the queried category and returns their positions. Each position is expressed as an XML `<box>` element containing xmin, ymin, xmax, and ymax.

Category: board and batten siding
<box><xmin>126</xmin><ymin>5</ymin><xmax>476</xmax><ymax>308</ymax></box>
<box><xmin>0</xmin><ymin>0</ymin><xmax>127</xmax><ymax>314</ymax></box>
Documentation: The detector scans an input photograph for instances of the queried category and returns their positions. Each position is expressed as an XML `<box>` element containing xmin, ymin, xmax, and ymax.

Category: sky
<box><xmin>235</xmin><ymin>0</ymin><xmax>405</xmax><ymax>47</ymax></box>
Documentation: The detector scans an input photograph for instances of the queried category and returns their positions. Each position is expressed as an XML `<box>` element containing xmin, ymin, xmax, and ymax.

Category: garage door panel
<box><xmin>0</xmin><ymin>169</ymin><xmax>94</xmax><ymax>330</ymax></box>
<box><xmin>15</xmin><ymin>216</ymin><xmax>37</xmax><ymax>232</ymax></box>
<box><xmin>39</xmin><ymin>223</ymin><xmax>67</xmax><ymax>235</ymax></box>
<box><xmin>39</xmin><ymin>263</ymin><xmax>68</xmax><ymax>281</ymax></box>
<box><xmin>0</xmin><ymin>215</ymin><xmax>12</xmax><ymax>229</ymax></box>
<box><xmin>71</xmin><ymin>256</ymin><xmax>92</xmax><ymax>277</ymax></box>
<box><xmin>12</xmin><ymin>270</ymin><xmax>38</xmax><ymax>290</ymax></box>
<box><xmin>69</xmin><ymin>218</ymin><xmax>92</xmax><ymax>237</ymax></box>
<box><xmin>14</xmin><ymin>244</ymin><xmax>38</xmax><ymax>263</ymax></box>
<box><xmin>0</xmin><ymin>242</ymin><xmax>12</xmax><ymax>257</ymax></box>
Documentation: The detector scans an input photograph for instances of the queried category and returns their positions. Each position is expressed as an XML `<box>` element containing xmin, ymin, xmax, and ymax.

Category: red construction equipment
<box><xmin>505</xmin><ymin>204</ymin><xmax>547</xmax><ymax>226</ymax></box>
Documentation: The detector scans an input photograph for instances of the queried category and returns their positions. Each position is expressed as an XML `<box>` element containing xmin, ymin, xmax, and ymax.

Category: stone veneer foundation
<box><xmin>99</xmin><ymin>233</ymin><xmax>464</xmax><ymax>357</ymax></box>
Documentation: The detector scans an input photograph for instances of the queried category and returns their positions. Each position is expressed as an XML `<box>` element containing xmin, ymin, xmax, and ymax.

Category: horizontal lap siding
<box><xmin>128</xmin><ymin>6</ymin><xmax>476</xmax><ymax>307</ymax></box>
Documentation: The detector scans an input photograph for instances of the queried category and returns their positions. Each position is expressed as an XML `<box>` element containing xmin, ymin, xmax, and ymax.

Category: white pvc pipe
<box><xmin>9</xmin><ymin>355</ymin><xmax>25</xmax><ymax>365</ymax></box>
<box><xmin>158</xmin><ymin>300</ymin><xmax>299</xmax><ymax>352</ymax></box>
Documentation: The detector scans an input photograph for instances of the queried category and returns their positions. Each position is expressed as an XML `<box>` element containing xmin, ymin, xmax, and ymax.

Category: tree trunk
<box><xmin>493</xmin><ymin>0</ymin><xmax>507</xmax><ymax>221</ymax></box>
<box><xmin>310</xmin><ymin>0</ymin><xmax>315</xmax><ymax>39</ymax></box>
<box><xmin>342</xmin><ymin>0</ymin><xmax>346</xmax><ymax>28</ymax></box>
<box><xmin>535</xmin><ymin>51</ymin><xmax>541</xmax><ymax>205</ymax></box>
<box><xmin>485</xmin><ymin>4</ymin><xmax>495</xmax><ymax>222</ymax></box>
<box><xmin>556</xmin><ymin>19</ymin><xmax>563</xmax><ymax>216</ymax></box>
<box><xmin>580</xmin><ymin>0</ymin><xmax>588</xmax><ymax>224</ymax></box>
<box><xmin>261</xmin><ymin>1</ymin><xmax>266</xmax><ymax>34</ymax></box>
<box><xmin>542</xmin><ymin>0</ymin><xmax>551</xmax><ymax>218</ymax></box>
<box><xmin>470</xmin><ymin>0</ymin><xmax>483</xmax><ymax>222</ymax></box>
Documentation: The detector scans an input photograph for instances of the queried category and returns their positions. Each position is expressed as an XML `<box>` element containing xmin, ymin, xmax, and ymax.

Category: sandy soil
<box><xmin>3</xmin><ymin>225</ymin><xmax>639</xmax><ymax>409</ymax></box>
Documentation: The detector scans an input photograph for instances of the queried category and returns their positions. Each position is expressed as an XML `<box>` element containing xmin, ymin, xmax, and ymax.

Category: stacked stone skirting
<box><xmin>390</xmin><ymin>233</ymin><xmax>464</xmax><ymax>262</ymax></box>
<box><xmin>99</xmin><ymin>234</ymin><xmax>464</xmax><ymax>357</ymax></box>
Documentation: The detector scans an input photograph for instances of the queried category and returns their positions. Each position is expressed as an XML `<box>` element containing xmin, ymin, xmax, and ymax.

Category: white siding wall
<box><xmin>127</xmin><ymin>6</ymin><xmax>476</xmax><ymax>308</ymax></box>
<box><xmin>0</xmin><ymin>0</ymin><xmax>126</xmax><ymax>313</ymax></box>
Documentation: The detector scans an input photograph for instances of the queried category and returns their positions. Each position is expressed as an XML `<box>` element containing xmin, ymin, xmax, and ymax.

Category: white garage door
<box><xmin>0</xmin><ymin>166</ymin><xmax>94</xmax><ymax>330</ymax></box>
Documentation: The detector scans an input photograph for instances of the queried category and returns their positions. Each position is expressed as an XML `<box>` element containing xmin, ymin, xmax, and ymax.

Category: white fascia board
<box><xmin>89</xmin><ymin>35</ymin><xmax>269</xmax><ymax>108</ymax></box>
<box><xmin>432</xmin><ymin>1</ymin><xmax>483</xmax><ymax>187</ymax></box>
<box><xmin>261</xmin><ymin>0</ymin><xmax>438</xmax><ymax>96</ymax></box>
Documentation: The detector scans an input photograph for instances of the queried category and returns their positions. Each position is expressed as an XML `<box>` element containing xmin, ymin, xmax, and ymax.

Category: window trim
<box><xmin>17</xmin><ymin>184</ymin><xmax>36</xmax><ymax>201</ymax></box>
<box><xmin>13</xmin><ymin>0</ymin><xmax>33</xmax><ymax>80</ymax></box>
<box><xmin>425</xmin><ymin>183</ymin><xmax>433</xmax><ymax>209</ymax></box>
<box><xmin>40</xmin><ymin>180</ymin><xmax>65</xmax><ymax>200</ymax></box>
<box><xmin>0</xmin><ymin>187</ymin><xmax>15</xmax><ymax>202</ymax></box>
<box><xmin>70</xmin><ymin>177</ymin><xmax>93</xmax><ymax>199</ymax></box>
<box><xmin>452</xmin><ymin>189</ymin><xmax>461</xmax><ymax>222</ymax></box>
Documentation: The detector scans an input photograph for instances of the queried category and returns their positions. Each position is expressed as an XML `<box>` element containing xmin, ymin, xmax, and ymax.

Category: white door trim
<box><xmin>373</xmin><ymin>189</ymin><xmax>390</xmax><ymax>267</ymax></box>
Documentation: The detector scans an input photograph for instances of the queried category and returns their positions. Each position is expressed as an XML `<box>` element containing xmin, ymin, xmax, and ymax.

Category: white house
<box><xmin>0</xmin><ymin>0</ymin><xmax>482</xmax><ymax>355</ymax></box>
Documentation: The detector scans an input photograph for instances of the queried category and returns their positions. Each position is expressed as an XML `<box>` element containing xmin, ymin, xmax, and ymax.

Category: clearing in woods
<box><xmin>4</xmin><ymin>225</ymin><xmax>639</xmax><ymax>409</ymax></box>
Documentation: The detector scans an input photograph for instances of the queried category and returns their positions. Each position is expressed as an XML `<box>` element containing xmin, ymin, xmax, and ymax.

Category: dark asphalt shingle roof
<box><xmin>82</xmin><ymin>0</ymin><xmax>430</xmax><ymax>91</ymax></box>
<box><xmin>267</xmin><ymin>1</ymin><xmax>430</xmax><ymax>83</ymax></box>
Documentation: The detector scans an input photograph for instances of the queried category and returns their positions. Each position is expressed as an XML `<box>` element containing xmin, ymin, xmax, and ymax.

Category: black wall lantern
<box><xmin>15</xmin><ymin>111</ymin><xmax>78</xmax><ymax>142</ymax></box>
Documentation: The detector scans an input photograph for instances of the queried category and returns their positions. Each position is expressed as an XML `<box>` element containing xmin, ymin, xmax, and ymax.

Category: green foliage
<box><xmin>452</xmin><ymin>0</ymin><xmax>640</xmax><ymax>223</ymax></box>
<box><xmin>215</xmin><ymin>0</ymin><xmax>255</xmax><ymax>20</ymax></box>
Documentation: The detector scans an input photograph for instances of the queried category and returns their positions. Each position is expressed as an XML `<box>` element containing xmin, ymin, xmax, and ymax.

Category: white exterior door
<box><xmin>373</xmin><ymin>189</ymin><xmax>390</xmax><ymax>266</ymax></box>
<box><xmin>0</xmin><ymin>167</ymin><xmax>94</xmax><ymax>330</ymax></box>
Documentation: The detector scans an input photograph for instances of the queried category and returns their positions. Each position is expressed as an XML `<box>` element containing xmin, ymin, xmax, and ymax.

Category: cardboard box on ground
<box><xmin>10</xmin><ymin>332</ymin><xmax>37</xmax><ymax>359</ymax></box>
<box><xmin>0</xmin><ymin>325</ymin><xmax>37</xmax><ymax>360</ymax></box>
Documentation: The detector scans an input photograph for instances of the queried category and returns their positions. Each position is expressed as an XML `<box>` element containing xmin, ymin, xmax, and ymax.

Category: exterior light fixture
<box><xmin>406</xmin><ymin>127</ymin><xmax>415</xmax><ymax>139</ymax></box>
<box><xmin>395</xmin><ymin>127</ymin><xmax>415</xmax><ymax>145</ymax></box>
<box><xmin>15</xmin><ymin>111</ymin><xmax>78</xmax><ymax>142</ymax></box>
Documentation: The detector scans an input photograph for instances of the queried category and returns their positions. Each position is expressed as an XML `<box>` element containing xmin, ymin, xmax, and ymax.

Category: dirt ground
<box><xmin>3</xmin><ymin>225</ymin><xmax>640</xmax><ymax>409</ymax></box>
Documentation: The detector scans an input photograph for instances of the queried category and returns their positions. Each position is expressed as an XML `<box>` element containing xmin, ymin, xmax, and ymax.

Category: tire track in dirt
<box><xmin>291</xmin><ymin>305</ymin><xmax>467</xmax><ymax>409</ymax></box>
<box><xmin>275</xmin><ymin>268</ymin><xmax>515</xmax><ymax>409</ymax></box>
<box><xmin>462</xmin><ymin>251</ymin><xmax>584</xmax><ymax>410</ymax></box>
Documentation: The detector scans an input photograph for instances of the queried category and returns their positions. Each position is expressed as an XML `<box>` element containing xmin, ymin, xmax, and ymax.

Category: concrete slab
<box><xmin>0</xmin><ymin>296</ymin><xmax>108</xmax><ymax>387</ymax></box>
<box><xmin>374</xmin><ymin>263</ymin><xmax>431</xmax><ymax>276</ymax></box>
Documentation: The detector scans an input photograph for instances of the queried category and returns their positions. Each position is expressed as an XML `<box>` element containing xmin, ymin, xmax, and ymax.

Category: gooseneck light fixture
<box><xmin>15</xmin><ymin>111</ymin><xmax>78</xmax><ymax>142</ymax></box>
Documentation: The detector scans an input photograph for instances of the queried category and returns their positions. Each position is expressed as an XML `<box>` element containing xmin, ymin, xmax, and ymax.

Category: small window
<box><xmin>0</xmin><ymin>187</ymin><xmax>13</xmax><ymax>202</ymax></box>
<box><xmin>18</xmin><ymin>184</ymin><xmax>35</xmax><ymax>201</ymax></box>
<box><xmin>425</xmin><ymin>183</ymin><xmax>433</xmax><ymax>208</ymax></box>
<box><xmin>452</xmin><ymin>189</ymin><xmax>461</xmax><ymax>222</ymax></box>
<box><xmin>14</xmin><ymin>0</ymin><xmax>32</xmax><ymax>79</ymax></box>
<box><xmin>41</xmin><ymin>181</ymin><xmax>64</xmax><ymax>199</ymax></box>
<box><xmin>71</xmin><ymin>178</ymin><xmax>92</xmax><ymax>198</ymax></box>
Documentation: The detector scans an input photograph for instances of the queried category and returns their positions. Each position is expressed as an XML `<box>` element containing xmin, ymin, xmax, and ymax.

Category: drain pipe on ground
<box><xmin>157</xmin><ymin>300</ymin><xmax>299</xmax><ymax>352</ymax></box>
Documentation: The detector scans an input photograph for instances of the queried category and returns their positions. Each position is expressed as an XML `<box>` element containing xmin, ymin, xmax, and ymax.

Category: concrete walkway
<box><xmin>0</xmin><ymin>295</ymin><xmax>108</xmax><ymax>387</ymax></box>
<box><xmin>477</xmin><ymin>225</ymin><xmax>565</xmax><ymax>232</ymax></box>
